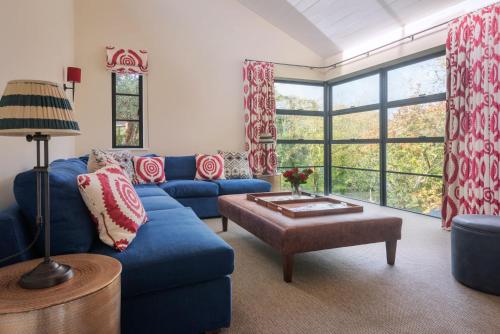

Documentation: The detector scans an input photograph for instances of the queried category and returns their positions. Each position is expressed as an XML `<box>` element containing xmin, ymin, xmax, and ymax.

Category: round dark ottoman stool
<box><xmin>451</xmin><ymin>215</ymin><xmax>500</xmax><ymax>295</ymax></box>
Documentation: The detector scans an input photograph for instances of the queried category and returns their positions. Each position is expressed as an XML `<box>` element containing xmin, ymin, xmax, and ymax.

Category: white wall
<box><xmin>73</xmin><ymin>0</ymin><xmax>323</xmax><ymax>157</ymax></box>
<box><xmin>0</xmin><ymin>0</ymin><xmax>75</xmax><ymax>208</ymax></box>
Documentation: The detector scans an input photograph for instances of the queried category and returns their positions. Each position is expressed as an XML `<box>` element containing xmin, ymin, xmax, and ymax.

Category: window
<box><xmin>112</xmin><ymin>73</ymin><xmax>143</xmax><ymax>148</ymax></box>
<box><xmin>275</xmin><ymin>81</ymin><xmax>325</xmax><ymax>194</ymax></box>
<box><xmin>331</xmin><ymin>74</ymin><xmax>379</xmax><ymax>110</ymax></box>
<box><xmin>328</xmin><ymin>52</ymin><xmax>446</xmax><ymax>217</ymax></box>
<box><xmin>384</xmin><ymin>54</ymin><xmax>446</xmax><ymax>217</ymax></box>
<box><xmin>277</xmin><ymin>51</ymin><xmax>446</xmax><ymax>217</ymax></box>
<box><xmin>330</xmin><ymin>74</ymin><xmax>381</xmax><ymax>204</ymax></box>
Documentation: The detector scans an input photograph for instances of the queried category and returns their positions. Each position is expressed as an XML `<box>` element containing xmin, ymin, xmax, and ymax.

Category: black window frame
<box><xmin>275</xmin><ymin>49</ymin><xmax>446</xmax><ymax>217</ymax></box>
<box><xmin>275</xmin><ymin>79</ymin><xmax>328</xmax><ymax>194</ymax></box>
<box><xmin>111</xmin><ymin>72</ymin><xmax>144</xmax><ymax>148</ymax></box>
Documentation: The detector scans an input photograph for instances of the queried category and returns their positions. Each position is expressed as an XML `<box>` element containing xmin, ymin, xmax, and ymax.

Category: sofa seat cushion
<box><xmin>158</xmin><ymin>180</ymin><xmax>219</xmax><ymax>198</ymax></box>
<box><xmin>211</xmin><ymin>179</ymin><xmax>271</xmax><ymax>195</ymax></box>
<box><xmin>134</xmin><ymin>184</ymin><xmax>168</xmax><ymax>198</ymax></box>
<box><xmin>90</xmin><ymin>207</ymin><xmax>234</xmax><ymax>298</ymax></box>
<box><xmin>133</xmin><ymin>184</ymin><xmax>183</xmax><ymax>212</ymax></box>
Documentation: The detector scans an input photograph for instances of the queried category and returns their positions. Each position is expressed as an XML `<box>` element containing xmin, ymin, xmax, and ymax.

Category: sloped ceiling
<box><xmin>238</xmin><ymin>0</ymin><xmax>491</xmax><ymax>59</ymax></box>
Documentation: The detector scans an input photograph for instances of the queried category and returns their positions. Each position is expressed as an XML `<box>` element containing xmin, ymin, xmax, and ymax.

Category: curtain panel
<box><xmin>243</xmin><ymin>61</ymin><xmax>277</xmax><ymax>175</ymax></box>
<box><xmin>106</xmin><ymin>46</ymin><xmax>149</xmax><ymax>74</ymax></box>
<box><xmin>442</xmin><ymin>3</ymin><xmax>500</xmax><ymax>229</ymax></box>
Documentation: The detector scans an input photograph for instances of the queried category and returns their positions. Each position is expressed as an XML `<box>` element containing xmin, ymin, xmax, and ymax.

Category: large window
<box><xmin>275</xmin><ymin>51</ymin><xmax>446</xmax><ymax>217</ymax></box>
<box><xmin>331</xmin><ymin>73</ymin><xmax>381</xmax><ymax>203</ymax></box>
<box><xmin>275</xmin><ymin>81</ymin><xmax>325</xmax><ymax>194</ymax></box>
<box><xmin>112</xmin><ymin>73</ymin><xmax>143</xmax><ymax>148</ymax></box>
<box><xmin>384</xmin><ymin>55</ymin><xmax>445</xmax><ymax>217</ymax></box>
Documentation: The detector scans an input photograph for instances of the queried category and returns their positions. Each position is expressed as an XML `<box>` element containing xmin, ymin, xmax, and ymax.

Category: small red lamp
<box><xmin>63</xmin><ymin>67</ymin><xmax>81</xmax><ymax>101</ymax></box>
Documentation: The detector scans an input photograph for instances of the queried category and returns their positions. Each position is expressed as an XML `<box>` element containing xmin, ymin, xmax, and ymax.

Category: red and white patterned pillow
<box><xmin>195</xmin><ymin>154</ymin><xmax>226</xmax><ymax>180</ymax></box>
<box><xmin>77</xmin><ymin>165</ymin><xmax>148</xmax><ymax>251</ymax></box>
<box><xmin>133</xmin><ymin>156</ymin><xmax>166</xmax><ymax>184</ymax></box>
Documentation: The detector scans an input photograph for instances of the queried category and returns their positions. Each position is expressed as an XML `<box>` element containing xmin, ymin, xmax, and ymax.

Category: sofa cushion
<box><xmin>14</xmin><ymin>158</ymin><xmax>96</xmax><ymax>255</ymax></box>
<box><xmin>77</xmin><ymin>165</ymin><xmax>148</xmax><ymax>251</ymax></box>
<box><xmin>88</xmin><ymin>149</ymin><xmax>135</xmax><ymax>180</ymax></box>
<box><xmin>134</xmin><ymin>184</ymin><xmax>184</xmax><ymax>212</ymax></box>
<box><xmin>211</xmin><ymin>179</ymin><xmax>271</xmax><ymax>195</ymax></box>
<box><xmin>133</xmin><ymin>156</ymin><xmax>166</xmax><ymax>184</ymax></box>
<box><xmin>134</xmin><ymin>184</ymin><xmax>168</xmax><ymax>198</ymax></box>
<box><xmin>158</xmin><ymin>180</ymin><xmax>219</xmax><ymax>198</ymax></box>
<box><xmin>90</xmin><ymin>207</ymin><xmax>234</xmax><ymax>298</ymax></box>
<box><xmin>165</xmin><ymin>155</ymin><xmax>196</xmax><ymax>180</ymax></box>
<box><xmin>218</xmin><ymin>150</ymin><xmax>252</xmax><ymax>179</ymax></box>
<box><xmin>195</xmin><ymin>154</ymin><xmax>225</xmax><ymax>180</ymax></box>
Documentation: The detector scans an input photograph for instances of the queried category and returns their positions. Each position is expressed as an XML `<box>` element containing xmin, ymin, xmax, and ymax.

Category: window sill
<box><xmin>109</xmin><ymin>147</ymin><xmax>150</xmax><ymax>152</ymax></box>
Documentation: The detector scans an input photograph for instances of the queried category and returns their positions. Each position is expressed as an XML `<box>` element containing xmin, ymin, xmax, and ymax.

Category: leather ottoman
<box><xmin>452</xmin><ymin>215</ymin><xmax>500</xmax><ymax>295</ymax></box>
<box><xmin>218</xmin><ymin>194</ymin><xmax>402</xmax><ymax>282</ymax></box>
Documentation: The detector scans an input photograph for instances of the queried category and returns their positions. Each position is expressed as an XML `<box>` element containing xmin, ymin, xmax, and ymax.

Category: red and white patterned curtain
<box><xmin>243</xmin><ymin>61</ymin><xmax>277</xmax><ymax>175</ymax></box>
<box><xmin>442</xmin><ymin>3</ymin><xmax>500</xmax><ymax>229</ymax></box>
<box><xmin>106</xmin><ymin>46</ymin><xmax>148</xmax><ymax>74</ymax></box>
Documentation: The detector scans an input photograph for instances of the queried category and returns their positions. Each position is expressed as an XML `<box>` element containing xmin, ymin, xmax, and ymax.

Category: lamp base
<box><xmin>19</xmin><ymin>258</ymin><xmax>74</xmax><ymax>289</ymax></box>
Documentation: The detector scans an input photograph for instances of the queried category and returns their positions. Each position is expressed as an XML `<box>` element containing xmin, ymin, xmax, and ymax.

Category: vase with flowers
<box><xmin>282</xmin><ymin>167</ymin><xmax>314</xmax><ymax>198</ymax></box>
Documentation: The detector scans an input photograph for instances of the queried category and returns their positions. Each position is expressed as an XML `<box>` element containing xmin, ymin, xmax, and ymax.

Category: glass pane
<box><xmin>116</xmin><ymin>74</ymin><xmax>140</xmax><ymax>94</ymax></box>
<box><xmin>387</xmin><ymin>143</ymin><xmax>443</xmax><ymax>175</ymax></box>
<box><xmin>332</xmin><ymin>168</ymin><xmax>380</xmax><ymax>203</ymax></box>
<box><xmin>331</xmin><ymin>74</ymin><xmax>379</xmax><ymax>111</ymax></box>
<box><xmin>277</xmin><ymin>115</ymin><xmax>323</xmax><ymax>140</ymax></box>
<box><xmin>388</xmin><ymin>56</ymin><xmax>446</xmax><ymax>101</ymax></box>
<box><xmin>278</xmin><ymin>166</ymin><xmax>324</xmax><ymax>194</ymax></box>
<box><xmin>116</xmin><ymin>95</ymin><xmax>140</xmax><ymax>120</ymax></box>
<box><xmin>331</xmin><ymin>144</ymin><xmax>379</xmax><ymax>170</ymax></box>
<box><xmin>388</xmin><ymin>102</ymin><xmax>445</xmax><ymax>138</ymax></box>
<box><xmin>277</xmin><ymin>144</ymin><xmax>323</xmax><ymax>168</ymax></box>
<box><xmin>275</xmin><ymin>83</ymin><xmax>323</xmax><ymax>111</ymax></box>
<box><xmin>115</xmin><ymin>121</ymin><xmax>140</xmax><ymax>147</ymax></box>
<box><xmin>332</xmin><ymin>110</ymin><xmax>379</xmax><ymax>140</ymax></box>
<box><xmin>387</xmin><ymin>173</ymin><xmax>442</xmax><ymax>217</ymax></box>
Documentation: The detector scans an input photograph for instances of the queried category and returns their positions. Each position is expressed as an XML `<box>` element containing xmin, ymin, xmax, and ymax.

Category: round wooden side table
<box><xmin>0</xmin><ymin>253</ymin><xmax>122</xmax><ymax>334</ymax></box>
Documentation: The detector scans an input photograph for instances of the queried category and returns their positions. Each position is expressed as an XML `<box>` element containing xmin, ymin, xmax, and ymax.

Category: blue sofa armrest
<box><xmin>0</xmin><ymin>204</ymin><xmax>34</xmax><ymax>268</ymax></box>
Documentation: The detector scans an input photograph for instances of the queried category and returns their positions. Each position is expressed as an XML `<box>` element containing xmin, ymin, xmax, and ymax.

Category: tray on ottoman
<box><xmin>246</xmin><ymin>192</ymin><xmax>363</xmax><ymax>218</ymax></box>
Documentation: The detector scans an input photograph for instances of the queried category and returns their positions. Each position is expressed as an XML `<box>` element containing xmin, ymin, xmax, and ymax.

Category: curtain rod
<box><xmin>245</xmin><ymin>6</ymin><xmax>484</xmax><ymax>71</ymax></box>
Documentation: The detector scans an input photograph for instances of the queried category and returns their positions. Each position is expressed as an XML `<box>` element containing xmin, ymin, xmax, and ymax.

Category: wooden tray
<box><xmin>246</xmin><ymin>192</ymin><xmax>363</xmax><ymax>218</ymax></box>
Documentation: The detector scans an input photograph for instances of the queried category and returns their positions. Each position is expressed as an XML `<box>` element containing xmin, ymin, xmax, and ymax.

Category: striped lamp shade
<box><xmin>0</xmin><ymin>80</ymin><xmax>80</xmax><ymax>136</ymax></box>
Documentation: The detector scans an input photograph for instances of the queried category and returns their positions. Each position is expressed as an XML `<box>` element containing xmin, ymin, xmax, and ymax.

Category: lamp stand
<box><xmin>19</xmin><ymin>133</ymin><xmax>74</xmax><ymax>289</ymax></box>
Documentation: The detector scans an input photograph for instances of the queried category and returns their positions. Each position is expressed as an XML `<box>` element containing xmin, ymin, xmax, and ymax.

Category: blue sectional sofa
<box><xmin>0</xmin><ymin>155</ymin><xmax>271</xmax><ymax>334</ymax></box>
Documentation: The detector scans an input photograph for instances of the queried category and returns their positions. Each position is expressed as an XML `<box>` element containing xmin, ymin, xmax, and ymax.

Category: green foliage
<box><xmin>276</xmin><ymin>91</ymin><xmax>444</xmax><ymax>216</ymax></box>
<box><xmin>114</xmin><ymin>74</ymin><xmax>141</xmax><ymax>147</ymax></box>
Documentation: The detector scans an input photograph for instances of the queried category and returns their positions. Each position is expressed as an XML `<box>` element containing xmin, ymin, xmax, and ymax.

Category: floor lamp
<box><xmin>0</xmin><ymin>80</ymin><xmax>80</xmax><ymax>289</ymax></box>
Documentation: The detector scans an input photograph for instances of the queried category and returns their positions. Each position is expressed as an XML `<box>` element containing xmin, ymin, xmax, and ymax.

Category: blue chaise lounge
<box><xmin>0</xmin><ymin>155</ymin><xmax>271</xmax><ymax>334</ymax></box>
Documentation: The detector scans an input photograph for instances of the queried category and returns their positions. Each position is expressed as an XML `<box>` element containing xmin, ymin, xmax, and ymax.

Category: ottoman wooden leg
<box><xmin>386</xmin><ymin>240</ymin><xmax>397</xmax><ymax>265</ymax></box>
<box><xmin>283</xmin><ymin>254</ymin><xmax>294</xmax><ymax>283</ymax></box>
<box><xmin>222</xmin><ymin>216</ymin><xmax>228</xmax><ymax>232</ymax></box>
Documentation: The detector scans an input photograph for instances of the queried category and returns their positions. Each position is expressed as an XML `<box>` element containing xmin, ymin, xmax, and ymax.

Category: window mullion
<box><xmin>380</xmin><ymin>70</ymin><xmax>388</xmax><ymax>207</ymax></box>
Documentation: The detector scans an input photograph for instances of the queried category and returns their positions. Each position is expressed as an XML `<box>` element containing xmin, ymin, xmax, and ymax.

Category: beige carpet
<box><xmin>204</xmin><ymin>196</ymin><xmax>500</xmax><ymax>334</ymax></box>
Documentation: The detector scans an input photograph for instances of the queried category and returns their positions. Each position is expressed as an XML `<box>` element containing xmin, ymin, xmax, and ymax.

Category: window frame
<box><xmin>327</xmin><ymin>50</ymin><xmax>446</xmax><ymax>215</ymax></box>
<box><xmin>111</xmin><ymin>72</ymin><xmax>144</xmax><ymax>149</ymax></box>
<box><xmin>275</xmin><ymin>49</ymin><xmax>446</xmax><ymax>217</ymax></box>
<box><xmin>275</xmin><ymin>79</ymin><xmax>328</xmax><ymax>194</ymax></box>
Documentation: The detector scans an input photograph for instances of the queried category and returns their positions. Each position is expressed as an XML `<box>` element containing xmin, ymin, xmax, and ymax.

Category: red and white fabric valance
<box><xmin>106</xmin><ymin>46</ymin><xmax>148</xmax><ymax>74</ymax></box>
